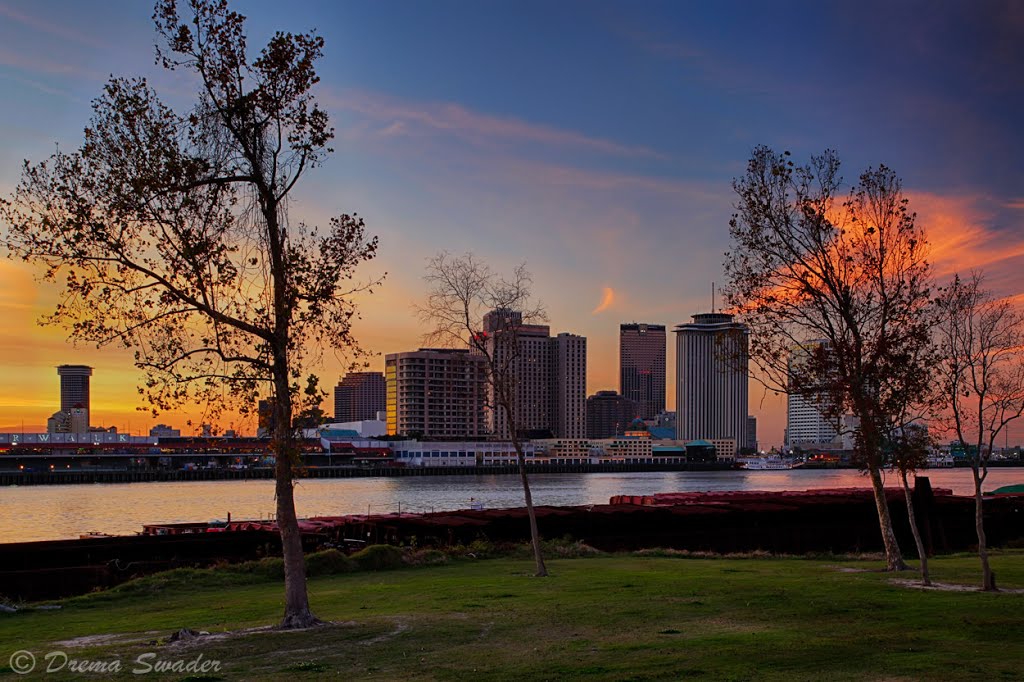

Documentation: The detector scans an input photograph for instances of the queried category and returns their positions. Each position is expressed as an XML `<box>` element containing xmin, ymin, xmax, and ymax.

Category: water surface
<box><xmin>1</xmin><ymin>468</ymin><xmax>1020</xmax><ymax>543</ymax></box>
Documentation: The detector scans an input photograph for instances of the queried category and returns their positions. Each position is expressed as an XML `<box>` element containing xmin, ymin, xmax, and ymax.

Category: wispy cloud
<box><xmin>591</xmin><ymin>286</ymin><xmax>616</xmax><ymax>314</ymax></box>
<box><xmin>328</xmin><ymin>88</ymin><xmax>667</xmax><ymax>159</ymax></box>
<box><xmin>0</xmin><ymin>2</ymin><xmax>110</xmax><ymax>51</ymax></box>
<box><xmin>911</xmin><ymin>191</ymin><xmax>1024</xmax><ymax>285</ymax></box>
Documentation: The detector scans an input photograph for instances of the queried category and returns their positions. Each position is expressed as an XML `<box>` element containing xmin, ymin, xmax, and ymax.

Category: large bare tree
<box><xmin>0</xmin><ymin>0</ymin><xmax>379</xmax><ymax>627</ymax></box>
<box><xmin>934</xmin><ymin>272</ymin><xmax>1024</xmax><ymax>591</ymax></box>
<box><xmin>418</xmin><ymin>252</ymin><xmax>548</xmax><ymax>576</ymax></box>
<box><xmin>725</xmin><ymin>147</ymin><xmax>935</xmax><ymax>571</ymax></box>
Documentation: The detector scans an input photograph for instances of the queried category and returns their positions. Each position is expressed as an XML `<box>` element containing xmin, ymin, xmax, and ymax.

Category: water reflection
<box><xmin>0</xmin><ymin>468</ymin><xmax>1019</xmax><ymax>543</ymax></box>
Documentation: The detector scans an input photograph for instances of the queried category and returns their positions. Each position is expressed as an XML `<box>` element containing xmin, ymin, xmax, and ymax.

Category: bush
<box><xmin>226</xmin><ymin>556</ymin><xmax>285</xmax><ymax>579</ymax></box>
<box><xmin>306</xmin><ymin>549</ymin><xmax>356</xmax><ymax>577</ymax></box>
<box><xmin>460</xmin><ymin>539</ymin><xmax>505</xmax><ymax>559</ymax></box>
<box><xmin>404</xmin><ymin>548</ymin><xmax>449</xmax><ymax>567</ymax></box>
<box><xmin>351</xmin><ymin>544</ymin><xmax>405</xmax><ymax>571</ymax></box>
<box><xmin>541</xmin><ymin>538</ymin><xmax>604</xmax><ymax>558</ymax></box>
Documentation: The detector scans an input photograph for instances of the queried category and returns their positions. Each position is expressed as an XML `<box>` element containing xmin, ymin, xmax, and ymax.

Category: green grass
<box><xmin>1</xmin><ymin>551</ymin><xmax>1022</xmax><ymax>680</ymax></box>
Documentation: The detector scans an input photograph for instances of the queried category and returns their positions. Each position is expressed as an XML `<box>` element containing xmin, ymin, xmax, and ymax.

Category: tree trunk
<box><xmin>867</xmin><ymin>464</ymin><xmax>907</xmax><ymax>571</ymax></box>
<box><xmin>273</xmin><ymin>370</ymin><xmax>318</xmax><ymax>628</ymax></box>
<box><xmin>515</xmin><ymin>449</ymin><xmax>548</xmax><ymax>577</ymax></box>
<box><xmin>972</xmin><ymin>462</ymin><xmax>997</xmax><ymax>591</ymax></box>
<box><xmin>900</xmin><ymin>470</ymin><xmax>929</xmax><ymax>585</ymax></box>
<box><xmin>276</xmin><ymin>451</ymin><xmax>318</xmax><ymax>627</ymax></box>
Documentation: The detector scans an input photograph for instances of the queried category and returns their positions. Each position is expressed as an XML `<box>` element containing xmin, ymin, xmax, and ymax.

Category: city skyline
<box><xmin>1</xmin><ymin>1</ymin><xmax>1023</xmax><ymax>448</ymax></box>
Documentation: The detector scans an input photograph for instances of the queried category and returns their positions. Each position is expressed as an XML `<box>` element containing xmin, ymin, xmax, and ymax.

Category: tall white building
<box><xmin>786</xmin><ymin>394</ymin><xmax>839</xmax><ymax>448</ymax></box>
<box><xmin>674</xmin><ymin>313</ymin><xmax>748</xmax><ymax>459</ymax></box>
<box><xmin>785</xmin><ymin>341</ymin><xmax>840</xmax><ymax>449</ymax></box>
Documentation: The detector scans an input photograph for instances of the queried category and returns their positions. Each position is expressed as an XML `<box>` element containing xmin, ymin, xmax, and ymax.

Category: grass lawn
<box><xmin>1</xmin><ymin>550</ymin><xmax>1022</xmax><ymax>680</ymax></box>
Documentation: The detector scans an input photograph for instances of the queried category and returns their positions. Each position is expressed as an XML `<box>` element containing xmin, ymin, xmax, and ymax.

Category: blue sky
<box><xmin>1</xmin><ymin>0</ymin><xmax>1022</xmax><ymax>445</ymax></box>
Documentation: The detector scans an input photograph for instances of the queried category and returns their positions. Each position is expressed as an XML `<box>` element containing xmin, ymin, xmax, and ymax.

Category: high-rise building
<box><xmin>55</xmin><ymin>365</ymin><xmax>92</xmax><ymax>433</ymax></box>
<box><xmin>334</xmin><ymin>372</ymin><xmax>386</xmax><ymax>422</ymax></box>
<box><xmin>552</xmin><ymin>333</ymin><xmax>587</xmax><ymax>439</ymax></box>
<box><xmin>745</xmin><ymin>415</ymin><xmax>758</xmax><ymax>452</ymax></box>
<box><xmin>483</xmin><ymin>309</ymin><xmax>587</xmax><ymax>439</ymax></box>
<box><xmin>785</xmin><ymin>341</ymin><xmax>840</xmax><ymax>449</ymax></box>
<box><xmin>619</xmin><ymin>323</ymin><xmax>666</xmax><ymax>420</ymax></box>
<box><xmin>674</xmin><ymin>313</ymin><xmax>748</xmax><ymax>459</ymax></box>
<box><xmin>586</xmin><ymin>390</ymin><xmax>636</xmax><ymax>438</ymax></box>
<box><xmin>385</xmin><ymin>348</ymin><xmax>488</xmax><ymax>438</ymax></box>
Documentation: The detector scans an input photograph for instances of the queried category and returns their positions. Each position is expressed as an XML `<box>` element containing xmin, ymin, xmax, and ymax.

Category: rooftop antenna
<box><xmin>711</xmin><ymin>282</ymin><xmax>716</xmax><ymax>313</ymax></box>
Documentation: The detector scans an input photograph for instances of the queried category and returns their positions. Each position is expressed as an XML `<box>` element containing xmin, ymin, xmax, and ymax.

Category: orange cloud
<box><xmin>909</xmin><ymin>191</ymin><xmax>1024</xmax><ymax>284</ymax></box>
<box><xmin>591</xmin><ymin>286</ymin><xmax>616</xmax><ymax>314</ymax></box>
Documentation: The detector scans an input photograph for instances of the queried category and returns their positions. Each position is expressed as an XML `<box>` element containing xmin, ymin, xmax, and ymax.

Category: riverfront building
<box><xmin>333</xmin><ymin>371</ymin><xmax>386</xmax><ymax>423</ymax></box>
<box><xmin>385</xmin><ymin>348</ymin><xmax>488</xmax><ymax>439</ymax></box>
<box><xmin>674</xmin><ymin>313</ymin><xmax>748</xmax><ymax>460</ymax></box>
<box><xmin>619</xmin><ymin>323</ymin><xmax>666</xmax><ymax>420</ymax></box>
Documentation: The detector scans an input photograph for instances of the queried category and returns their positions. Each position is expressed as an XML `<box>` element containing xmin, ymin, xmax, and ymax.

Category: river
<box><xmin>1</xmin><ymin>468</ymin><xmax>1021</xmax><ymax>543</ymax></box>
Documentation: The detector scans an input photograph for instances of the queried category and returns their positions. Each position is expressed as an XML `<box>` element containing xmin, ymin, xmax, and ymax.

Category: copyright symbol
<box><xmin>9</xmin><ymin>650</ymin><xmax>35</xmax><ymax>674</ymax></box>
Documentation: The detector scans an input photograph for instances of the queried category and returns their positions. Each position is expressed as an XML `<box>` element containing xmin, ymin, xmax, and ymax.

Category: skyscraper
<box><xmin>785</xmin><ymin>341</ymin><xmax>840</xmax><ymax>449</ymax></box>
<box><xmin>483</xmin><ymin>309</ymin><xmax>587</xmax><ymax>439</ymax></box>
<box><xmin>333</xmin><ymin>371</ymin><xmax>386</xmax><ymax>422</ymax></box>
<box><xmin>619</xmin><ymin>323</ymin><xmax>666</xmax><ymax>419</ymax></box>
<box><xmin>385</xmin><ymin>348</ymin><xmax>488</xmax><ymax>438</ymax></box>
<box><xmin>552</xmin><ymin>333</ymin><xmax>587</xmax><ymax>439</ymax></box>
<box><xmin>57</xmin><ymin>365</ymin><xmax>92</xmax><ymax>432</ymax></box>
<box><xmin>674</xmin><ymin>313</ymin><xmax>748</xmax><ymax>458</ymax></box>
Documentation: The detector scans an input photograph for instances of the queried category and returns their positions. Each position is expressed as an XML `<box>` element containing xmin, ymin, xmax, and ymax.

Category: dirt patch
<box><xmin>55</xmin><ymin>632</ymin><xmax>162</xmax><ymax>648</ymax></box>
<box><xmin>360</xmin><ymin>621</ymin><xmax>408</xmax><ymax>646</ymax></box>
<box><xmin>889</xmin><ymin>578</ymin><xmax>1024</xmax><ymax>593</ymax></box>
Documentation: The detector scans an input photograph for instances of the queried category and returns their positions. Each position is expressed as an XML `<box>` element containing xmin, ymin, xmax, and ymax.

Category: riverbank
<box><xmin>1</xmin><ymin>552</ymin><xmax>1022</xmax><ymax>680</ymax></box>
<box><xmin>4</xmin><ymin>485</ymin><xmax>1022</xmax><ymax>601</ymax></box>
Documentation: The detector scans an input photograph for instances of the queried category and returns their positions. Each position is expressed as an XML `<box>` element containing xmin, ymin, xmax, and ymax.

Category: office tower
<box><xmin>785</xmin><ymin>341</ymin><xmax>840</xmax><ymax>448</ymax></box>
<box><xmin>746</xmin><ymin>415</ymin><xmax>757</xmax><ymax>452</ymax></box>
<box><xmin>57</xmin><ymin>364</ymin><xmax>92</xmax><ymax>432</ymax></box>
<box><xmin>586</xmin><ymin>390</ymin><xmax>636</xmax><ymax>439</ymax></box>
<box><xmin>483</xmin><ymin>309</ymin><xmax>587</xmax><ymax>439</ymax></box>
<box><xmin>619</xmin><ymin>323</ymin><xmax>666</xmax><ymax>419</ymax></box>
<box><xmin>333</xmin><ymin>371</ymin><xmax>386</xmax><ymax>422</ymax></box>
<box><xmin>552</xmin><ymin>333</ymin><xmax>587</xmax><ymax>439</ymax></box>
<box><xmin>674</xmin><ymin>313</ymin><xmax>748</xmax><ymax>458</ymax></box>
<box><xmin>385</xmin><ymin>348</ymin><xmax>488</xmax><ymax>438</ymax></box>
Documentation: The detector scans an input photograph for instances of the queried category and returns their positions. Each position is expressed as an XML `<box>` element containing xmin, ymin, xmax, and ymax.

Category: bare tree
<box><xmin>725</xmin><ymin>147</ymin><xmax>935</xmax><ymax>571</ymax></box>
<box><xmin>887</xmin><ymin>421</ymin><xmax>934</xmax><ymax>585</ymax></box>
<box><xmin>934</xmin><ymin>272</ymin><xmax>1024</xmax><ymax>591</ymax></box>
<box><xmin>418</xmin><ymin>252</ymin><xmax>548</xmax><ymax>577</ymax></box>
<box><xmin>1</xmin><ymin>0</ymin><xmax>379</xmax><ymax>627</ymax></box>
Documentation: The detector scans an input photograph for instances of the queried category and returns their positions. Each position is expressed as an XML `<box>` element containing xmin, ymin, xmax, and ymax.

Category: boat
<box><xmin>738</xmin><ymin>455</ymin><xmax>802</xmax><ymax>470</ymax></box>
<box><xmin>926</xmin><ymin>453</ymin><xmax>955</xmax><ymax>468</ymax></box>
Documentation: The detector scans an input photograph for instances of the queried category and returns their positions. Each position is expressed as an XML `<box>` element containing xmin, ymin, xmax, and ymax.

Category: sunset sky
<box><xmin>1</xmin><ymin>1</ymin><xmax>1022</xmax><ymax>447</ymax></box>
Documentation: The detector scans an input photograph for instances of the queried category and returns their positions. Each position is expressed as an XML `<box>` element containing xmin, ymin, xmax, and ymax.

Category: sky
<box><xmin>0</xmin><ymin>0</ymin><xmax>1022</xmax><ymax>447</ymax></box>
